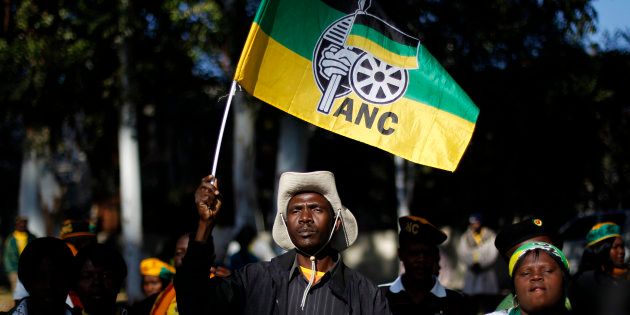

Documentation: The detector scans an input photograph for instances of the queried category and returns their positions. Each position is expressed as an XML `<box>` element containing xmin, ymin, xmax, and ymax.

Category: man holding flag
<box><xmin>178</xmin><ymin>0</ymin><xmax>480</xmax><ymax>312</ymax></box>
<box><xmin>174</xmin><ymin>172</ymin><xmax>390</xmax><ymax>314</ymax></box>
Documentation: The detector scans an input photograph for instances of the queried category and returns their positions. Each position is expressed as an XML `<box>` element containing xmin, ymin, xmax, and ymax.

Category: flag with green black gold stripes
<box><xmin>234</xmin><ymin>0</ymin><xmax>479</xmax><ymax>172</ymax></box>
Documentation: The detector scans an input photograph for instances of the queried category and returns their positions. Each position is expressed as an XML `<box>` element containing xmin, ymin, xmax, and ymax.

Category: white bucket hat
<box><xmin>272</xmin><ymin>171</ymin><xmax>358</xmax><ymax>252</ymax></box>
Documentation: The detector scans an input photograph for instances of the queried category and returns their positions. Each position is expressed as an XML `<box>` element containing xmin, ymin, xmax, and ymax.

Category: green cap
<box><xmin>585</xmin><ymin>222</ymin><xmax>620</xmax><ymax>247</ymax></box>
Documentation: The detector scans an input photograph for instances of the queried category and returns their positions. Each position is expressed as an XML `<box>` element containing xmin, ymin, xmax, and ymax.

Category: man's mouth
<box><xmin>529</xmin><ymin>285</ymin><xmax>546</xmax><ymax>292</ymax></box>
<box><xmin>297</xmin><ymin>228</ymin><xmax>316</xmax><ymax>236</ymax></box>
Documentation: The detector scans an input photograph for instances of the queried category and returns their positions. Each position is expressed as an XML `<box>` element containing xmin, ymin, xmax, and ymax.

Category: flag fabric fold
<box><xmin>234</xmin><ymin>0</ymin><xmax>479</xmax><ymax>172</ymax></box>
<box><xmin>345</xmin><ymin>13</ymin><xmax>419</xmax><ymax>69</ymax></box>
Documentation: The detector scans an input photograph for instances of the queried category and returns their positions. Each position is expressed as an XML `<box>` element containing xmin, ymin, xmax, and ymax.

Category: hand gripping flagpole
<box><xmin>316</xmin><ymin>0</ymin><xmax>370</xmax><ymax>114</ymax></box>
<box><xmin>211</xmin><ymin>80</ymin><xmax>238</xmax><ymax>177</ymax></box>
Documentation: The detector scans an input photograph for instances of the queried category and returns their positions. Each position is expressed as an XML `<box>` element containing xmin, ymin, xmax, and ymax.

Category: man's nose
<box><xmin>298</xmin><ymin>208</ymin><xmax>314</xmax><ymax>222</ymax></box>
<box><xmin>530</xmin><ymin>271</ymin><xmax>543</xmax><ymax>282</ymax></box>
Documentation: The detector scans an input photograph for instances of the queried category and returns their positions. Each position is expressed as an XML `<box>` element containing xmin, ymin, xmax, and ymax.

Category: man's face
<box><xmin>76</xmin><ymin>260</ymin><xmax>120</xmax><ymax>311</ymax></box>
<box><xmin>470</xmin><ymin>221</ymin><xmax>481</xmax><ymax>233</ymax></box>
<box><xmin>513</xmin><ymin>251</ymin><xmax>564</xmax><ymax>313</ymax></box>
<box><xmin>27</xmin><ymin>257</ymin><xmax>71</xmax><ymax>308</ymax></box>
<box><xmin>398</xmin><ymin>242</ymin><xmax>437</xmax><ymax>282</ymax></box>
<box><xmin>142</xmin><ymin>275</ymin><xmax>163</xmax><ymax>296</ymax></box>
<box><xmin>15</xmin><ymin>219</ymin><xmax>27</xmax><ymax>232</ymax></box>
<box><xmin>174</xmin><ymin>234</ymin><xmax>189</xmax><ymax>269</ymax></box>
<box><xmin>610</xmin><ymin>236</ymin><xmax>625</xmax><ymax>267</ymax></box>
<box><xmin>285</xmin><ymin>192</ymin><xmax>336</xmax><ymax>254</ymax></box>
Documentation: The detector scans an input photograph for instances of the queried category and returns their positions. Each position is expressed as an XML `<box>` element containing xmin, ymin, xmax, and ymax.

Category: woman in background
<box><xmin>570</xmin><ymin>222</ymin><xmax>630</xmax><ymax>315</ymax></box>
<box><xmin>130</xmin><ymin>258</ymin><xmax>175</xmax><ymax>315</ymax></box>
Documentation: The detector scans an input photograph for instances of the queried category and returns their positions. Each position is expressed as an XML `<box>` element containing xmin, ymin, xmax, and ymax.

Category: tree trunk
<box><xmin>117</xmin><ymin>0</ymin><xmax>143</xmax><ymax>303</ymax></box>
<box><xmin>394</xmin><ymin>156</ymin><xmax>415</xmax><ymax>219</ymax></box>
<box><xmin>18</xmin><ymin>148</ymin><xmax>45</xmax><ymax>236</ymax></box>
<box><xmin>270</xmin><ymin>115</ymin><xmax>309</xmax><ymax>227</ymax></box>
<box><xmin>18</xmin><ymin>127</ymin><xmax>54</xmax><ymax>237</ymax></box>
<box><xmin>232</xmin><ymin>93</ymin><xmax>261</xmax><ymax>232</ymax></box>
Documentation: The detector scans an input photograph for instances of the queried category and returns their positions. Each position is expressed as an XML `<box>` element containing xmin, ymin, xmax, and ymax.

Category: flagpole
<box><xmin>211</xmin><ymin>80</ymin><xmax>238</xmax><ymax>177</ymax></box>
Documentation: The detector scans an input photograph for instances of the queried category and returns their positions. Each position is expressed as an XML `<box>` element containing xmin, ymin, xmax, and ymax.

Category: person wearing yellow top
<box><xmin>149</xmin><ymin>234</ymin><xmax>188</xmax><ymax>315</ymax></box>
<box><xmin>150</xmin><ymin>234</ymin><xmax>232</xmax><ymax>315</ymax></box>
<box><xmin>131</xmin><ymin>258</ymin><xmax>175</xmax><ymax>315</ymax></box>
<box><xmin>175</xmin><ymin>171</ymin><xmax>390</xmax><ymax>315</ymax></box>
<box><xmin>456</xmin><ymin>213</ymin><xmax>499</xmax><ymax>297</ymax></box>
<box><xmin>3</xmin><ymin>216</ymin><xmax>37</xmax><ymax>292</ymax></box>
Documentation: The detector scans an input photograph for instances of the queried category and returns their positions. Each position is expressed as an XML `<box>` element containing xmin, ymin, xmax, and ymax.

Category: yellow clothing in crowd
<box><xmin>13</xmin><ymin>231</ymin><xmax>29</xmax><ymax>254</ymax></box>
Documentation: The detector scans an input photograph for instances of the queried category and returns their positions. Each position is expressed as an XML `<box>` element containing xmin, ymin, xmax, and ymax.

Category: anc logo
<box><xmin>313</xmin><ymin>4</ymin><xmax>420</xmax><ymax>114</ymax></box>
<box><xmin>405</xmin><ymin>222</ymin><xmax>420</xmax><ymax>235</ymax></box>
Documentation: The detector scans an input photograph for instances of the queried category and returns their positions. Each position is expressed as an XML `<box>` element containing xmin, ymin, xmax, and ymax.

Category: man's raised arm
<box><xmin>194</xmin><ymin>175</ymin><xmax>222</xmax><ymax>242</ymax></box>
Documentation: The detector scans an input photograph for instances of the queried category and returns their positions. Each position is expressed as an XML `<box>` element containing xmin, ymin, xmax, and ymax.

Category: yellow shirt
<box><xmin>299</xmin><ymin>266</ymin><xmax>326</xmax><ymax>284</ymax></box>
<box><xmin>13</xmin><ymin>231</ymin><xmax>28</xmax><ymax>254</ymax></box>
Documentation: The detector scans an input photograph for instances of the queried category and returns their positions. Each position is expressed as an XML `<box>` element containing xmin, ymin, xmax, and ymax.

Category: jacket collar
<box><xmin>271</xmin><ymin>250</ymin><xmax>349</xmax><ymax>303</ymax></box>
<box><xmin>387</xmin><ymin>275</ymin><xmax>447</xmax><ymax>298</ymax></box>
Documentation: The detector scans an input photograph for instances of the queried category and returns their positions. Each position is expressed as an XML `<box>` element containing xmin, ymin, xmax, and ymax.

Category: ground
<box><xmin>0</xmin><ymin>286</ymin><xmax>13</xmax><ymax>312</ymax></box>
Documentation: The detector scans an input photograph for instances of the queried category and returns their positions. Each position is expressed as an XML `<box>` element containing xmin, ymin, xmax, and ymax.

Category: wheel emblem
<box><xmin>350</xmin><ymin>53</ymin><xmax>408</xmax><ymax>104</ymax></box>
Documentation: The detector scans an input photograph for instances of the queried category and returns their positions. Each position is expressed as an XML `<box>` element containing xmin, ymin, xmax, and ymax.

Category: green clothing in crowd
<box><xmin>3</xmin><ymin>231</ymin><xmax>37</xmax><ymax>273</ymax></box>
<box><xmin>495</xmin><ymin>293</ymin><xmax>572</xmax><ymax>312</ymax></box>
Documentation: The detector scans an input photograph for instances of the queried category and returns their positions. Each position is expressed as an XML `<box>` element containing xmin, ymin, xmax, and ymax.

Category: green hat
<box><xmin>585</xmin><ymin>222</ymin><xmax>620</xmax><ymax>247</ymax></box>
<box><xmin>60</xmin><ymin>219</ymin><xmax>97</xmax><ymax>240</ymax></box>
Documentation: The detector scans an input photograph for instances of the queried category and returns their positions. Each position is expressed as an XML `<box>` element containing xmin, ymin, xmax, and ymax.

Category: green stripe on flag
<box><xmin>254</xmin><ymin>0</ymin><xmax>345</xmax><ymax>60</ymax></box>
<box><xmin>404</xmin><ymin>46</ymin><xmax>479</xmax><ymax>123</ymax></box>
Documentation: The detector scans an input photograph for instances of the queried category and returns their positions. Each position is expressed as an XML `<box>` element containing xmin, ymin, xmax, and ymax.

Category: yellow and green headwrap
<box><xmin>508</xmin><ymin>241</ymin><xmax>570</xmax><ymax>277</ymax></box>
<box><xmin>585</xmin><ymin>222</ymin><xmax>620</xmax><ymax>248</ymax></box>
<box><xmin>140</xmin><ymin>258</ymin><xmax>175</xmax><ymax>280</ymax></box>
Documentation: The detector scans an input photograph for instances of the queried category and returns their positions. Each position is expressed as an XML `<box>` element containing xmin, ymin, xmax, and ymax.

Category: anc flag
<box><xmin>234</xmin><ymin>0</ymin><xmax>479</xmax><ymax>172</ymax></box>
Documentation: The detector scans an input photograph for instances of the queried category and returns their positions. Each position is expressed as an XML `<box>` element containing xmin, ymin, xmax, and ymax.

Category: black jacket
<box><xmin>174</xmin><ymin>237</ymin><xmax>391</xmax><ymax>315</ymax></box>
<box><xmin>570</xmin><ymin>270</ymin><xmax>630</xmax><ymax>315</ymax></box>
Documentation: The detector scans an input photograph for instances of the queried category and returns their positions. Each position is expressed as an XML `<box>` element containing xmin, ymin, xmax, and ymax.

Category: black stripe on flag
<box><xmin>353</xmin><ymin>13</ymin><xmax>418</xmax><ymax>48</ymax></box>
<box><xmin>320</xmin><ymin>0</ymin><xmax>357</xmax><ymax>14</ymax></box>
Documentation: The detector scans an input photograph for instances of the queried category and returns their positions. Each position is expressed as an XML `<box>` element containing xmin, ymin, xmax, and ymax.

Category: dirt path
<box><xmin>0</xmin><ymin>287</ymin><xmax>14</xmax><ymax>312</ymax></box>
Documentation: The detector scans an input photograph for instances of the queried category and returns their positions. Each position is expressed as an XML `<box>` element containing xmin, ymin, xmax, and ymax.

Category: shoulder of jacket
<box><xmin>344</xmin><ymin>267</ymin><xmax>378</xmax><ymax>290</ymax></box>
<box><xmin>445</xmin><ymin>288</ymin><xmax>466</xmax><ymax>299</ymax></box>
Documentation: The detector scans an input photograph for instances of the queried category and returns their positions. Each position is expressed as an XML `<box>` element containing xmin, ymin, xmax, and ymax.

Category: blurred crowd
<box><xmin>0</xmin><ymin>216</ymin><xmax>256</xmax><ymax>315</ymax></box>
<box><xmin>0</xmin><ymin>171</ymin><xmax>628</xmax><ymax>315</ymax></box>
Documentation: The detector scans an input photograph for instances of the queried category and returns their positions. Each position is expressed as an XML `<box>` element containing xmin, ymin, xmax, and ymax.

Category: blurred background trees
<box><xmin>1</xmin><ymin>0</ymin><xmax>629</xmax><ymax>299</ymax></box>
